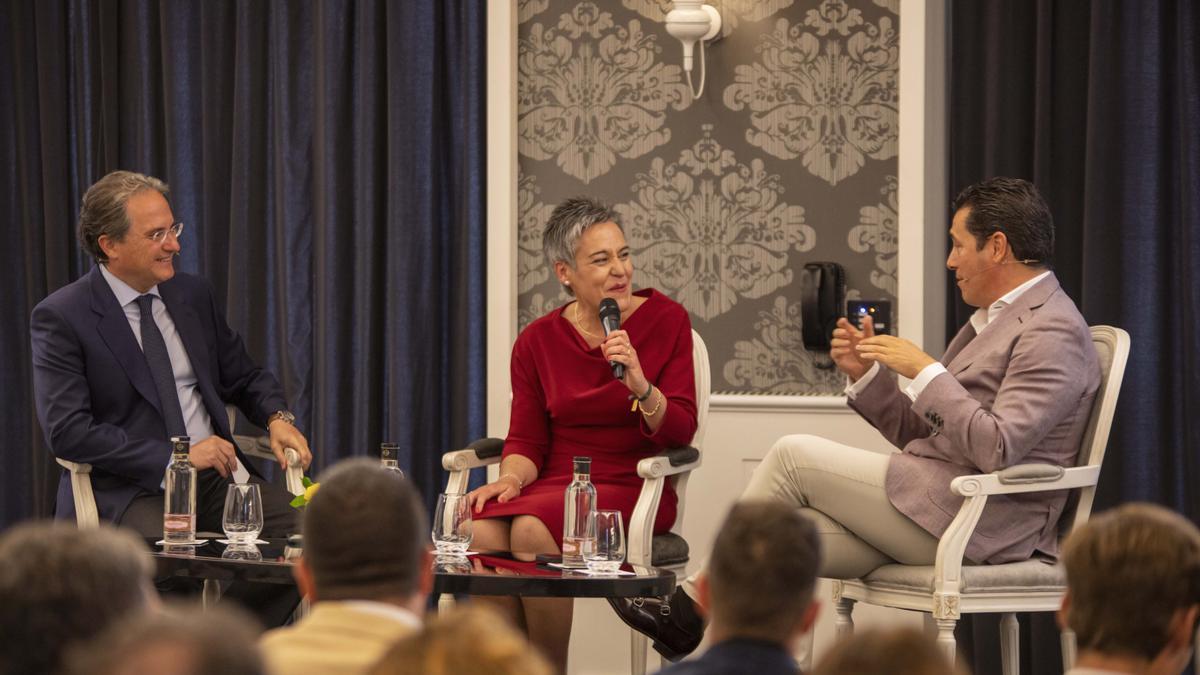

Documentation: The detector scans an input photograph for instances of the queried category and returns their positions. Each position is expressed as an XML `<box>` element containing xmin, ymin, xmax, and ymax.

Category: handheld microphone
<box><xmin>598</xmin><ymin>298</ymin><xmax>624</xmax><ymax>380</ymax></box>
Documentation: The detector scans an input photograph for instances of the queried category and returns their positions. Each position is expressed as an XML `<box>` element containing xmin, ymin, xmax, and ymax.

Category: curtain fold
<box><xmin>950</xmin><ymin>1</ymin><xmax>1200</xmax><ymax>673</ymax></box>
<box><xmin>0</xmin><ymin>0</ymin><xmax>486</xmax><ymax>527</ymax></box>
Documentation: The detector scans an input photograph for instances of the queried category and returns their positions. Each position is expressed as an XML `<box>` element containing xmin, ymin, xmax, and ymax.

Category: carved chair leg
<box><xmin>795</xmin><ymin>628</ymin><xmax>815</xmax><ymax>673</ymax></box>
<box><xmin>629</xmin><ymin>631</ymin><xmax>647</xmax><ymax>675</ymax></box>
<box><xmin>201</xmin><ymin>579</ymin><xmax>222</xmax><ymax>610</ymax></box>
<box><xmin>1060</xmin><ymin>627</ymin><xmax>1077</xmax><ymax>672</ymax></box>
<box><xmin>437</xmin><ymin>592</ymin><xmax>456</xmax><ymax>616</ymax></box>
<box><xmin>1000</xmin><ymin>613</ymin><xmax>1019</xmax><ymax>675</ymax></box>
<box><xmin>935</xmin><ymin>618</ymin><xmax>957</xmax><ymax>667</ymax></box>
<box><xmin>834</xmin><ymin>596</ymin><xmax>856</xmax><ymax>639</ymax></box>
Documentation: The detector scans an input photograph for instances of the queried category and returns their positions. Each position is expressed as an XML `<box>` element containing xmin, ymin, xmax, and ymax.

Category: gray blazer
<box><xmin>849</xmin><ymin>274</ymin><xmax>1100</xmax><ymax>563</ymax></box>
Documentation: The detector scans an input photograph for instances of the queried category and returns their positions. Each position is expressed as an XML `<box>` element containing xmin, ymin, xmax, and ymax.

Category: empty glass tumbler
<box><xmin>584</xmin><ymin>510</ymin><xmax>625</xmax><ymax>574</ymax></box>
<box><xmin>432</xmin><ymin>493</ymin><xmax>473</xmax><ymax>554</ymax></box>
<box><xmin>222</xmin><ymin>483</ymin><xmax>264</xmax><ymax>544</ymax></box>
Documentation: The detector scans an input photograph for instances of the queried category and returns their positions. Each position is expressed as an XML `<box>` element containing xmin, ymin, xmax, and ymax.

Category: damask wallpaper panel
<box><xmin>516</xmin><ymin>0</ymin><xmax>899</xmax><ymax>395</ymax></box>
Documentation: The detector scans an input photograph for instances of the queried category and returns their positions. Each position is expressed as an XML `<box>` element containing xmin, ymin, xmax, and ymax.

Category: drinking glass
<box><xmin>585</xmin><ymin>510</ymin><xmax>625</xmax><ymax>574</ymax></box>
<box><xmin>222</xmin><ymin>483</ymin><xmax>264</xmax><ymax>544</ymax></box>
<box><xmin>432</xmin><ymin>494</ymin><xmax>473</xmax><ymax>554</ymax></box>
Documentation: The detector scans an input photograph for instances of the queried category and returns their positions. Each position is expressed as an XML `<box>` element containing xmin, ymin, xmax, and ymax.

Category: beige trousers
<box><xmin>684</xmin><ymin>434</ymin><xmax>939</xmax><ymax>598</ymax></box>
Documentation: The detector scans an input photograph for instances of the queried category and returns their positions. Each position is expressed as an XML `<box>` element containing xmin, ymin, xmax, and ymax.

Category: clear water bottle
<box><xmin>562</xmin><ymin>456</ymin><xmax>597</xmax><ymax>568</ymax></box>
<box><xmin>380</xmin><ymin>442</ymin><xmax>405</xmax><ymax>478</ymax></box>
<box><xmin>163</xmin><ymin>436</ymin><xmax>197</xmax><ymax>543</ymax></box>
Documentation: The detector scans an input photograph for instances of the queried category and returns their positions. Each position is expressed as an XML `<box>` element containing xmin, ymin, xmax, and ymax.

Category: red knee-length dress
<box><xmin>476</xmin><ymin>289</ymin><xmax>697</xmax><ymax>546</ymax></box>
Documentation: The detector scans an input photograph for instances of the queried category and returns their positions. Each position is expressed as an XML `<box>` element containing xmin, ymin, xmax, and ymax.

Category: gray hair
<box><xmin>0</xmin><ymin>522</ymin><xmax>155</xmax><ymax>675</ymax></box>
<box><xmin>78</xmin><ymin>170</ymin><xmax>170</xmax><ymax>262</ymax></box>
<box><xmin>542</xmin><ymin>197</ymin><xmax>623</xmax><ymax>295</ymax></box>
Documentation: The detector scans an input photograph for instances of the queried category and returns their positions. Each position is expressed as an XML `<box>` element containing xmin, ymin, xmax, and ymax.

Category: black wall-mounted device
<box><xmin>800</xmin><ymin>262</ymin><xmax>845</xmax><ymax>351</ymax></box>
<box><xmin>846</xmin><ymin>299</ymin><xmax>892</xmax><ymax>335</ymax></box>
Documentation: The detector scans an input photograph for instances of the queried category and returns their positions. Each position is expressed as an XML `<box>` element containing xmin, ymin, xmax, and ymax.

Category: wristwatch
<box><xmin>266</xmin><ymin>410</ymin><xmax>296</xmax><ymax>427</ymax></box>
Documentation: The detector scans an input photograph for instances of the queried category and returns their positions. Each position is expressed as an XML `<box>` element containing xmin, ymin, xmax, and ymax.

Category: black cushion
<box><xmin>651</xmin><ymin>532</ymin><xmax>690</xmax><ymax>567</ymax></box>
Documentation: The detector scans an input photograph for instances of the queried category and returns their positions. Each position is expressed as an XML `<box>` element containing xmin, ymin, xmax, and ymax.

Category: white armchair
<box><xmin>440</xmin><ymin>329</ymin><xmax>710</xmax><ymax>675</ymax></box>
<box><xmin>55</xmin><ymin>405</ymin><xmax>305</xmax><ymax>530</ymax></box>
<box><xmin>823</xmin><ymin>325</ymin><xmax>1130</xmax><ymax>675</ymax></box>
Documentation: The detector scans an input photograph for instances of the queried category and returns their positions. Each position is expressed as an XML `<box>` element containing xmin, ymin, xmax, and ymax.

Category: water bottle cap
<box><xmin>572</xmin><ymin>456</ymin><xmax>591</xmax><ymax>470</ymax></box>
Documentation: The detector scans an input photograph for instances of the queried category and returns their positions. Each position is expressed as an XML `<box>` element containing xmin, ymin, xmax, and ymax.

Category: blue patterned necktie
<box><xmin>136</xmin><ymin>295</ymin><xmax>188</xmax><ymax>438</ymax></box>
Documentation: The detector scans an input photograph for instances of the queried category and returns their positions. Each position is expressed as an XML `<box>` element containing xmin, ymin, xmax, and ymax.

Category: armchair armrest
<box><xmin>951</xmin><ymin>465</ymin><xmax>1101</xmax><ymax>497</ymax></box>
<box><xmin>55</xmin><ymin>458</ymin><xmax>100</xmax><ymax>528</ymax></box>
<box><xmin>237</xmin><ymin>435</ymin><xmax>304</xmax><ymax>496</ymax></box>
<box><xmin>929</xmin><ymin>464</ymin><xmax>1101</xmax><ymax>612</ymax></box>
<box><xmin>636</xmin><ymin>446</ymin><xmax>700</xmax><ymax>480</ymax></box>
<box><xmin>629</xmin><ymin>446</ymin><xmax>702</xmax><ymax>567</ymax></box>
<box><xmin>442</xmin><ymin>438</ymin><xmax>504</xmax><ymax>495</ymax></box>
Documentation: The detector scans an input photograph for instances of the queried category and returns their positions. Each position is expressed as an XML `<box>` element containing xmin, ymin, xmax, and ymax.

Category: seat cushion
<box><xmin>860</xmin><ymin>558</ymin><xmax>1066</xmax><ymax>594</ymax></box>
<box><xmin>651</xmin><ymin>533</ymin><xmax>690</xmax><ymax>567</ymax></box>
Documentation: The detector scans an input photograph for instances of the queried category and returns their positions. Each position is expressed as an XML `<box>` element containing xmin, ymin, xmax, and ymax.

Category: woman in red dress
<box><xmin>468</xmin><ymin>197</ymin><xmax>698</xmax><ymax>670</ymax></box>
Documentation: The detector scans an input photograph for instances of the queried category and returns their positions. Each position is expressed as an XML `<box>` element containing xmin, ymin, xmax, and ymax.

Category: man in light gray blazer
<box><xmin>610</xmin><ymin>177</ymin><xmax>1102</xmax><ymax>661</ymax></box>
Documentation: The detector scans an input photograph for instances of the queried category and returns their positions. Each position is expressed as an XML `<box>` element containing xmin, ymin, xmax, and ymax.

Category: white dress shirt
<box><xmin>846</xmin><ymin>271</ymin><xmax>1052</xmax><ymax>402</ymax></box>
<box><xmin>100</xmin><ymin>264</ymin><xmax>247</xmax><ymax>482</ymax></box>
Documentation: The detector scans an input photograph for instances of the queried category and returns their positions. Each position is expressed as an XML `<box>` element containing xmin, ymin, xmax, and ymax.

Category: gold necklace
<box><xmin>573</xmin><ymin>302</ymin><xmax>602</xmax><ymax>338</ymax></box>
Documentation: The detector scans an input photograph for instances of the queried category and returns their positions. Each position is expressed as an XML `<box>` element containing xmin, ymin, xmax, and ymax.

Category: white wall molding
<box><xmin>709</xmin><ymin>394</ymin><xmax>858</xmax><ymax>414</ymax></box>
<box><xmin>486</xmin><ymin>0</ymin><xmax>518</xmax><ymax>439</ymax></box>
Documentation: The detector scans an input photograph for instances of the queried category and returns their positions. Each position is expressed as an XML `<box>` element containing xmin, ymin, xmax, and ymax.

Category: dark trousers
<box><xmin>120</xmin><ymin>469</ymin><xmax>301</xmax><ymax>627</ymax></box>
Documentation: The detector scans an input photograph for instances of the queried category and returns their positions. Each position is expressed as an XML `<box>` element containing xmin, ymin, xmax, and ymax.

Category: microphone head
<box><xmin>598</xmin><ymin>297</ymin><xmax>622</xmax><ymax>340</ymax></box>
<box><xmin>598</xmin><ymin>297</ymin><xmax>621</xmax><ymax>321</ymax></box>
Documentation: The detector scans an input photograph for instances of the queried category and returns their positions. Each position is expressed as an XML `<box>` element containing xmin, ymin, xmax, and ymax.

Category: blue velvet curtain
<box><xmin>949</xmin><ymin>1</ymin><xmax>1199</xmax><ymax>673</ymax></box>
<box><xmin>0</xmin><ymin>0</ymin><xmax>486</xmax><ymax>527</ymax></box>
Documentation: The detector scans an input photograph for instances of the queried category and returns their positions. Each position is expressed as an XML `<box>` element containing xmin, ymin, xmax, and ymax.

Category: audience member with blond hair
<box><xmin>810</xmin><ymin>628</ymin><xmax>962</xmax><ymax>675</ymax></box>
<box><xmin>1059</xmin><ymin>503</ymin><xmax>1200</xmax><ymax>675</ymax></box>
<box><xmin>367</xmin><ymin>605</ymin><xmax>553</xmax><ymax>675</ymax></box>
<box><xmin>0</xmin><ymin>522</ymin><xmax>156</xmax><ymax>675</ymax></box>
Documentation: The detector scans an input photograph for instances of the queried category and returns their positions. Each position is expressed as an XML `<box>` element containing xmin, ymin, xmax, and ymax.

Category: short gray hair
<box><xmin>0</xmin><ymin>522</ymin><xmax>155</xmax><ymax>675</ymax></box>
<box><xmin>542</xmin><ymin>197</ymin><xmax>622</xmax><ymax>295</ymax></box>
<box><xmin>78</xmin><ymin>170</ymin><xmax>170</xmax><ymax>262</ymax></box>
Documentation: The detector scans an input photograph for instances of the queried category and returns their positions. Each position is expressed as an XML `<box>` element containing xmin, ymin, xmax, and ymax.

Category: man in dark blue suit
<box><xmin>657</xmin><ymin>501</ymin><xmax>820</xmax><ymax>675</ymax></box>
<box><xmin>31</xmin><ymin>170</ymin><xmax>313</xmax><ymax>622</ymax></box>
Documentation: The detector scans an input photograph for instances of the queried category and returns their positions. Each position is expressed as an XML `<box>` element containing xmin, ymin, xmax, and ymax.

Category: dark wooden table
<box><xmin>148</xmin><ymin>539</ymin><xmax>675</xmax><ymax>599</ymax></box>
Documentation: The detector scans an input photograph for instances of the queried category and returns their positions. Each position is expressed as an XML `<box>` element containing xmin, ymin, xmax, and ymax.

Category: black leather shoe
<box><xmin>607</xmin><ymin>586</ymin><xmax>705</xmax><ymax>661</ymax></box>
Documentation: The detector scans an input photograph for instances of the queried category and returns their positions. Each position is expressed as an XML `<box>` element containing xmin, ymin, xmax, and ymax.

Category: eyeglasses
<box><xmin>147</xmin><ymin>222</ymin><xmax>185</xmax><ymax>244</ymax></box>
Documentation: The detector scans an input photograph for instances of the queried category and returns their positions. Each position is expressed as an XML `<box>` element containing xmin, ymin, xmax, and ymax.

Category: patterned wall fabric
<box><xmin>516</xmin><ymin>0</ymin><xmax>899</xmax><ymax>395</ymax></box>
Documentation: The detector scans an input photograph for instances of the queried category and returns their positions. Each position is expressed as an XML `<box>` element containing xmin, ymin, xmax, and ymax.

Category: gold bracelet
<box><xmin>498</xmin><ymin>473</ymin><xmax>524</xmax><ymax>489</ymax></box>
<box><xmin>638</xmin><ymin>390</ymin><xmax>664</xmax><ymax>417</ymax></box>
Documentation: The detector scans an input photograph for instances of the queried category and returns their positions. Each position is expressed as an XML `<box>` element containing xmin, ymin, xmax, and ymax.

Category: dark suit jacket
<box><xmin>658</xmin><ymin>638</ymin><xmax>799</xmax><ymax>675</ymax></box>
<box><xmin>849</xmin><ymin>273</ymin><xmax>1100</xmax><ymax>563</ymax></box>
<box><xmin>31</xmin><ymin>266</ymin><xmax>287</xmax><ymax>523</ymax></box>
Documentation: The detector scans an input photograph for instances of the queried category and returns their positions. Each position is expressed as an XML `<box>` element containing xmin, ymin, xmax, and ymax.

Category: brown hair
<box><xmin>368</xmin><ymin>605</ymin><xmax>553</xmax><ymax>675</ymax></box>
<box><xmin>1062</xmin><ymin>503</ymin><xmax>1200</xmax><ymax>660</ymax></box>
<box><xmin>707</xmin><ymin>501</ymin><xmax>820</xmax><ymax>643</ymax></box>
<box><xmin>303</xmin><ymin>458</ymin><xmax>429</xmax><ymax>601</ymax></box>
<box><xmin>811</xmin><ymin>627</ymin><xmax>962</xmax><ymax>675</ymax></box>
<box><xmin>77</xmin><ymin>170</ymin><xmax>170</xmax><ymax>262</ymax></box>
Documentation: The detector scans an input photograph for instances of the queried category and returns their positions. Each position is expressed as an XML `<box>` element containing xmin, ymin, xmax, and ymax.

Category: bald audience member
<box><xmin>659</xmin><ymin>501</ymin><xmax>821</xmax><ymax>675</ymax></box>
<box><xmin>259</xmin><ymin>459</ymin><xmax>432</xmax><ymax>675</ymax></box>
<box><xmin>1059</xmin><ymin>503</ymin><xmax>1200</xmax><ymax>675</ymax></box>
<box><xmin>0</xmin><ymin>522</ymin><xmax>156</xmax><ymax>675</ymax></box>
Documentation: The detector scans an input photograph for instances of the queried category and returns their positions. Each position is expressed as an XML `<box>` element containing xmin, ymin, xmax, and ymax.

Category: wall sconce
<box><xmin>665</xmin><ymin>1</ymin><xmax>722</xmax><ymax>99</ymax></box>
